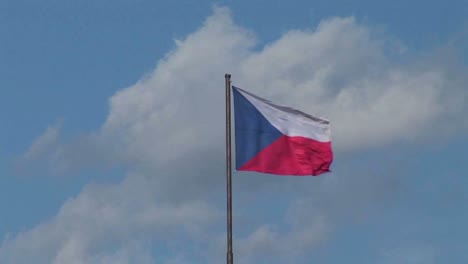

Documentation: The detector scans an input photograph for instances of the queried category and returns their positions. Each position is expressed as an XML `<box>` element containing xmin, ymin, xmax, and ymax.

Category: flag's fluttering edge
<box><xmin>233</xmin><ymin>86</ymin><xmax>333</xmax><ymax>176</ymax></box>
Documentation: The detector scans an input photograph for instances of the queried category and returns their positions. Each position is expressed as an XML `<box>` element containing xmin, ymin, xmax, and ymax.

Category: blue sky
<box><xmin>1</xmin><ymin>1</ymin><xmax>468</xmax><ymax>263</ymax></box>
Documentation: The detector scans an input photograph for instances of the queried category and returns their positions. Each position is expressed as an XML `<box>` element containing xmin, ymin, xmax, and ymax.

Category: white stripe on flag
<box><xmin>236</xmin><ymin>87</ymin><xmax>331</xmax><ymax>142</ymax></box>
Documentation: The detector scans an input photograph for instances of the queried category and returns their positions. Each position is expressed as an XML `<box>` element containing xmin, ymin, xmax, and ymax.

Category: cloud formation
<box><xmin>4</xmin><ymin>6</ymin><xmax>467</xmax><ymax>264</ymax></box>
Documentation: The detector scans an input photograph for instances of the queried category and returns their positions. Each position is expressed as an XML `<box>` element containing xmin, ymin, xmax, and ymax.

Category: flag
<box><xmin>232</xmin><ymin>86</ymin><xmax>333</xmax><ymax>176</ymax></box>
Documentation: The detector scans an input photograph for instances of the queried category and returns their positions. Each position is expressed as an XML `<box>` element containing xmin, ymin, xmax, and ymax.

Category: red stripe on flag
<box><xmin>238</xmin><ymin>135</ymin><xmax>333</xmax><ymax>176</ymax></box>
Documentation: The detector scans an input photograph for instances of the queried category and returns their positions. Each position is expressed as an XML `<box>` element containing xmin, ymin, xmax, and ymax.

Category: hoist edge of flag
<box><xmin>232</xmin><ymin>86</ymin><xmax>283</xmax><ymax>170</ymax></box>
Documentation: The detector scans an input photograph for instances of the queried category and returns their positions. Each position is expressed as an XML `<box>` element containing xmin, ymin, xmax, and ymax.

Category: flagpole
<box><xmin>225</xmin><ymin>73</ymin><xmax>234</xmax><ymax>264</ymax></box>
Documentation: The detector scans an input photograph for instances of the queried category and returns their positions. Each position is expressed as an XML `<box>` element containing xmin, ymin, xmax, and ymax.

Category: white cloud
<box><xmin>5</xmin><ymin>6</ymin><xmax>468</xmax><ymax>264</ymax></box>
<box><xmin>22</xmin><ymin>6</ymin><xmax>467</xmax><ymax>176</ymax></box>
<box><xmin>234</xmin><ymin>215</ymin><xmax>330</xmax><ymax>264</ymax></box>
<box><xmin>23</xmin><ymin>122</ymin><xmax>62</xmax><ymax>161</ymax></box>
<box><xmin>16</xmin><ymin>121</ymin><xmax>65</xmax><ymax>175</ymax></box>
<box><xmin>0</xmin><ymin>172</ymin><xmax>219</xmax><ymax>264</ymax></box>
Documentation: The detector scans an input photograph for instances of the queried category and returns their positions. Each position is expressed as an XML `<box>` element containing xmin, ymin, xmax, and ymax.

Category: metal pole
<box><xmin>225</xmin><ymin>73</ymin><xmax>233</xmax><ymax>264</ymax></box>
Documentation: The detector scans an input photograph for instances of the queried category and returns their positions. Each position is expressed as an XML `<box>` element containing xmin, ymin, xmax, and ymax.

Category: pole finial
<box><xmin>225</xmin><ymin>73</ymin><xmax>231</xmax><ymax>79</ymax></box>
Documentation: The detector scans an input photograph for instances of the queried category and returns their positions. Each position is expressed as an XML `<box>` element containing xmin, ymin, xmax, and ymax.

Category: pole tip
<box><xmin>225</xmin><ymin>73</ymin><xmax>231</xmax><ymax>79</ymax></box>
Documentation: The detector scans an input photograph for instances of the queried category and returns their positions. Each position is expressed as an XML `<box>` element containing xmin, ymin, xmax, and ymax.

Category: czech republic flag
<box><xmin>232</xmin><ymin>86</ymin><xmax>333</xmax><ymax>176</ymax></box>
